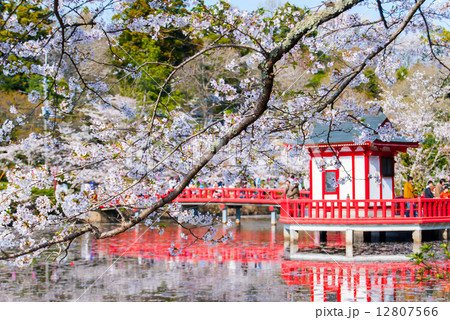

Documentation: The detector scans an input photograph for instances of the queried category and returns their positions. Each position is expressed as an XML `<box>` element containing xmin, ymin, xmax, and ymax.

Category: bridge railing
<box><xmin>176</xmin><ymin>187</ymin><xmax>309</xmax><ymax>204</ymax></box>
<box><xmin>279</xmin><ymin>198</ymin><xmax>450</xmax><ymax>224</ymax></box>
<box><xmin>101</xmin><ymin>187</ymin><xmax>310</xmax><ymax>208</ymax></box>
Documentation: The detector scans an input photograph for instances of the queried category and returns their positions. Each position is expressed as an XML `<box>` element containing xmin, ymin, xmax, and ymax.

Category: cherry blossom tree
<box><xmin>0</xmin><ymin>0</ymin><xmax>449</xmax><ymax>265</ymax></box>
<box><xmin>374</xmin><ymin>72</ymin><xmax>450</xmax><ymax>192</ymax></box>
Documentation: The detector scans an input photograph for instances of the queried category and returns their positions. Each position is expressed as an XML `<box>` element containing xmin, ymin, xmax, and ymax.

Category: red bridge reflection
<box><xmin>92</xmin><ymin>225</ymin><xmax>349</xmax><ymax>263</ymax></box>
<box><xmin>91</xmin><ymin>226</ymin><xmax>449</xmax><ymax>302</ymax></box>
<box><xmin>92</xmin><ymin>226</ymin><xmax>286</xmax><ymax>263</ymax></box>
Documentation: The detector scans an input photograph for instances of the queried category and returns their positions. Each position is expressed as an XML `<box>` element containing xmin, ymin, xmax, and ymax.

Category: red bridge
<box><xmin>175</xmin><ymin>187</ymin><xmax>308</xmax><ymax>225</ymax></box>
<box><xmin>177</xmin><ymin>187</ymin><xmax>290</xmax><ymax>205</ymax></box>
<box><xmin>101</xmin><ymin>187</ymin><xmax>293</xmax><ymax>206</ymax></box>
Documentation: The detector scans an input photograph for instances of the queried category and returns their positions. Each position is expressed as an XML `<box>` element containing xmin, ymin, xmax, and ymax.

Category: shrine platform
<box><xmin>280</xmin><ymin>197</ymin><xmax>450</xmax><ymax>258</ymax></box>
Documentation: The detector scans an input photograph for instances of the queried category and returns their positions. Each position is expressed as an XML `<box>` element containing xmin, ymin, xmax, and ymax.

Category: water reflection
<box><xmin>0</xmin><ymin>218</ymin><xmax>449</xmax><ymax>301</ymax></box>
<box><xmin>282</xmin><ymin>261</ymin><xmax>450</xmax><ymax>302</ymax></box>
<box><xmin>92</xmin><ymin>224</ymin><xmax>284</xmax><ymax>263</ymax></box>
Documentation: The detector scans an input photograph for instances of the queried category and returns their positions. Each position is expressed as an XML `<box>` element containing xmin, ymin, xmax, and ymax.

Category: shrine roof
<box><xmin>297</xmin><ymin>112</ymin><xmax>417</xmax><ymax>147</ymax></box>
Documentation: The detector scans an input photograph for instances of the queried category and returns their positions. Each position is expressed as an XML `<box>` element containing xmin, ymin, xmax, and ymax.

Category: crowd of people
<box><xmin>184</xmin><ymin>174</ymin><xmax>309</xmax><ymax>190</ymax></box>
<box><xmin>182</xmin><ymin>173</ymin><xmax>310</xmax><ymax>199</ymax></box>
<box><xmin>423</xmin><ymin>178</ymin><xmax>449</xmax><ymax>198</ymax></box>
<box><xmin>404</xmin><ymin>176</ymin><xmax>449</xmax><ymax>199</ymax></box>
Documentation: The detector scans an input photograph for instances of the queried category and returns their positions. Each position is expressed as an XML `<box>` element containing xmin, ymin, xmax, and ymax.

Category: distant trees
<box><xmin>111</xmin><ymin>0</ymin><xmax>199</xmax><ymax>106</ymax></box>
<box><xmin>376</xmin><ymin>73</ymin><xmax>450</xmax><ymax>191</ymax></box>
<box><xmin>0</xmin><ymin>1</ymin><xmax>52</xmax><ymax>92</ymax></box>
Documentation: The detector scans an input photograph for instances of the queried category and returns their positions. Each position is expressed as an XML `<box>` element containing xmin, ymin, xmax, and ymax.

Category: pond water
<box><xmin>0</xmin><ymin>217</ymin><xmax>449</xmax><ymax>302</ymax></box>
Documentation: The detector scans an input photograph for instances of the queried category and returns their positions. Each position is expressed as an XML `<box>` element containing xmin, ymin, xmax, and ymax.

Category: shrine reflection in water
<box><xmin>0</xmin><ymin>218</ymin><xmax>449</xmax><ymax>302</ymax></box>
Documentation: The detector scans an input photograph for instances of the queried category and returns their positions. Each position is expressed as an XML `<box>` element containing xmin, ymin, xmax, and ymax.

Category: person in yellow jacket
<box><xmin>404</xmin><ymin>176</ymin><xmax>417</xmax><ymax>217</ymax></box>
<box><xmin>404</xmin><ymin>176</ymin><xmax>415</xmax><ymax>199</ymax></box>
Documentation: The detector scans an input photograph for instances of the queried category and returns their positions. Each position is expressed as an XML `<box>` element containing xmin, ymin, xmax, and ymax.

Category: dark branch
<box><xmin>376</xmin><ymin>0</ymin><xmax>389</xmax><ymax>29</ymax></box>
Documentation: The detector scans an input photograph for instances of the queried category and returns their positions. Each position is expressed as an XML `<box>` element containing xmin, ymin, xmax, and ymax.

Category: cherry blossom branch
<box><xmin>0</xmin><ymin>225</ymin><xmax>92</xmax><ymax>260</ymax></box>
<box><xmin>0</xmin><ymin>0</ymin><xmax>26</xmax><ymax>32</ymax></box>
<box><xmin>376</xmin><ymin>0</ymin><xmax>389</xmax><ymax>29</ymax></box>
<box><xmin>1</xmin><ymin>0</ymin><xmax>443</xmax><ymax>263</ymax></box>
<box><xmin>307</xmin><ymin>0</ymin><xmax>427</xmax><ymax>122</ymax></box>
<box><xmin>418</xmin><ymin>5</ymin><xmax>450</xmax><ymax>73</ymax></box>
<box><xmin>96</xmin><ymin>0</ymin><xmax>366</xmax><ymax>240</ymax></box>
<box><xmin>147</xmin><ymin>42</ymin><xmax>262</xmax><ymax>135</ymax></box>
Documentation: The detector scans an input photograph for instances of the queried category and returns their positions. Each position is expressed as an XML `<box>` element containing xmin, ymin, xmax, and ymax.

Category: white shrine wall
<box><xmin>310</xmin><ymin>152</ymin><xmax>394</xmax><ymax>200</ymax></box>
<box><xmin>338</xmin><ymin>156</ymin><xmax>352</xmax><ymax>199</ymax></box>
<box><xmin>354</xmin><ymin>155</ymin><xmax>366</xmax><ymax>200</ymax></box>
<box><xmin>311</xmin><ymin>157</ymin><xmax>322</xmax><ymax>199</ymax></box>
<box><xmin>382</xmin><ymin>177</ymin><xmax>393</xmax><ymax>199</ymax></box>
<box><xmin>369</xmin><ymin>155</ymin><xmax>394</xmax><ymax>200</ymax></box>
<box><xmin>369</xmin><ymin>156</ymin><xmax>381</xmax><ymax>199</ymax></box>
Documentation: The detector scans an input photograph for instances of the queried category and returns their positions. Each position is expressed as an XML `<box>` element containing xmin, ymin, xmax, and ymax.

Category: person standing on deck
<box><xmin>285</xmin><ymin>176</ymin><xmax>302</xmax><ymax>216</ymax></box>
<box><xmin>285</xmin><ymin>176</ymin><xmax>300</xmax><ymax>199</ymax></box>
<box><xmin>441</xmin><ymin>185</ymin><xmax>450</xmax><ymax>199</ymax></box>
<box><xmin>434</xmin><ymin>179</ymin><xmax>445</xmax><ymax>198</ymax></box>
<box><xmin>404</xmin><ymin>176</ymin><xmax>415</xmax><ymax>198</ymax></box>
<box><xmin>284</xmin><ymin>180</ymin><xmax>290</xmax><ymax>197</ymax></box>
<box><xmin>304</xmin><ymin>175</ymin><xmax>310</xmax><ymax>192</ymax></box>
<box><xmin>424</xmin><ymin>180</ymin><xmax>434</xmax><ymax>198</ymax></box>
<box><xmin>404</xmin><ymin>176</ymin><xmax>416</xmax><ymax>217</ymax></box>
<box><xmin>255</xmin><ymin>174</ymin><xmax>262</xmax><ymax>188</ymax></box>
<box><xmin>239</xmin><ymin>178</ymin><xmax>247</xmax><ymax>198</ymax></box>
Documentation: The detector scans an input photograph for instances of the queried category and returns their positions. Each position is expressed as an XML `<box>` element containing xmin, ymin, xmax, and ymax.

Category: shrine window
<box><xmin>323</xmin><ymin>170</ymin><xmax>339</xmax><ymax>194</ymax></box>
<box><xmin>381</xmin><ymin>157</ymin><xmax>394</xmax><ymax>177</ymax></box>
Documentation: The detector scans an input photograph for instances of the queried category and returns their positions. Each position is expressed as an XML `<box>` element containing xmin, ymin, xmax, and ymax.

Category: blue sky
<box><xmin>204</xmin><ymin>0</ymin><xmax>379</xmax><ymax>19</ymax></box>
<box><xmin>204</xmin><ymin>0</ymin><xmax>324</xmax><ymax>11</ymax></box>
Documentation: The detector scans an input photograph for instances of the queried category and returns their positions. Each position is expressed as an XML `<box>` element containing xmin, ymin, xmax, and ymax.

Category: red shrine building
<box><xmin>278</xmin><ymin>111</ymin><xmax>450</xmax><ymax>259</ymax></box>
<box><xmin>175</xmin><ymin>110</ymin><xmax>449</xmax><ymax>259</ymax></box>
<box><xmin>302</xmin><ymin>111</ymin><xmax>418</xmax><ymax>201</ymax></box>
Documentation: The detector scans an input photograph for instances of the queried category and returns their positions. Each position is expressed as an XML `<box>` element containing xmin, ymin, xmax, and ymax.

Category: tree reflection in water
<box><xmin>0</xmin><ymin>219</ymin><xmax>449</xmax><ymax>301</ymax></box>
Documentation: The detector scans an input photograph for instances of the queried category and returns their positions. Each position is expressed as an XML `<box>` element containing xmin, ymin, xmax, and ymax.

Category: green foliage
<box><xmin>398</xmin><ymin>133</ymin><xmax>449</xmax><ymax>189</ymax></box>
<box><xmin>112</xmin><ymin>0</ymin><xmax>200</xmax><ymax>111</ymax></box>
<box><xmin>271</xmin><ymin>3</ymin><xmax>306</xmax><ymax>43</ymax></box>
<box><xmin>396</xmin><ymin>66</ymin><xmax>408</xmax><ymax>81</ymax></box>
<box><xmin>0</xmin><ymin>91</ymin><xmax>44</xmax><ymax>144</ymax></box>
<box><xmin>0</xmin><ymin>1</ymin><xmax>52</xmax><ymax>92</ymax></box>
<box><xmin>304</xmin><ymin>50</ymin><xmax>332</xmax><ymax>89</ymax></box>
<box><xmin>409</xmin><ymin>243</ymin><xmax>450</xmax><ymax>282</ymax></box>
<box><xmin>31</xmin><ymin>186</ymin><xmax>55</xmax><ymax>198</ymax></box>
<box><xmin>432</xmin><ymin>27</ymin><xmax>450</xmax><ymax>61</ymax></box>
<box><xmin>422</xmin><ymin>135</ymin><xmax>449</xmax><ymax>169</ymax></box>
<box><xmin>355</xmin><ymin>69</ymin><xmax>382</xmax><ymax>98</ymax></box>
<box><xmin>306</xmin><ymin>70</ymin><xmax>327</xmax><ymax>88</ymax></box>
